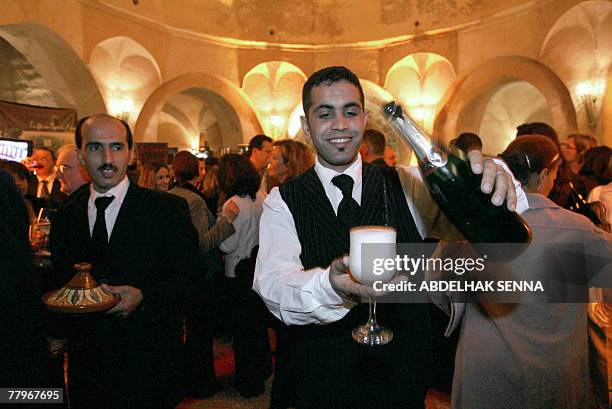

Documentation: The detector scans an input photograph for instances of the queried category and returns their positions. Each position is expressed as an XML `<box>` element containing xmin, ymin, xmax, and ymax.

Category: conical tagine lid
<box><xmin>42</xmin><ymin>262</ymin><xmax>120</xmax><ymax>313</ymax></box>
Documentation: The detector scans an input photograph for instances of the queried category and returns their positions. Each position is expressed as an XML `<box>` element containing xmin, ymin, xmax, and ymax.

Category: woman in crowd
<box><xmin>587</xmin><ymin>150</ymin><xmax>612</xmax><ymax>226</ymax></box>
<box><xmin>562</xmin><ymin>133</ymin><xmax>598</xmax><ymax>175</ymax></box>
<box><xmin>202</xmin><ymin>164</ymin><xmax>221</xmax><ymax>215</ymax></box>
<box><xmin>217</xmin><ymin>153</ymin><xmax>271</xmax><ymax>398</ymax></box>
<box><xmin>517</xmin><ymin>123</ymin><xmax>595</xmax><ymax>212</ymax></box>
<box><xmin>137</xmin><ymin>162</ymin><xmax>171</xmax><ymax>191</ymax></box>
<box><xmin>443</xmin><ymin>135</ymin><xmax>612</xmax><ymax>408</ymax></box>
<box><xmin>0</xmin><ymin>160</ymin><xmax>43</xmax><ymax>221</ymax></box>
<box><xmin>563</xmin><ymin>146</ymin><xmax>612</xmax><ymax>231</ymax></box>
<box><xmin>267</xmin><ymin>139</ymin><xmax>314</xmax><ymax>190</ymax></box>
<box><xmin>581</xmin><ymin>146</ymin><xmax>612</xmax><ymax>188</ymax></box>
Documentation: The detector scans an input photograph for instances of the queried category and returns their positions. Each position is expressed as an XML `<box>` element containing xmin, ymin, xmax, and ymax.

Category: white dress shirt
<box><xmin>253</xmin><ymin>156</ymin><xmax>362</xmax><ymax>326</ymax></box>
<box><xmin>87</xmin><ymin>176</ymin><xmax>130</xmax><ymax>240</ymax></box>
<box><xmin>37</xmin><ymin>174</ymin><xmax>56</xmax><ymax>197</ymax></box>
<box><xmin>253</xmin><ymin>155</ymin><xmax>529</xmax><ymax>326</ymax></box>
<box><xmin>219</xmin><ymin>191</ymin><xmax>265</xmax><ymax>278</ymax></box>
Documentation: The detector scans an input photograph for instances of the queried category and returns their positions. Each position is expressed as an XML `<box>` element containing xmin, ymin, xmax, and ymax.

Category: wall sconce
<box><xmin>576</xmin><ymin>80</ymin><xmax>604</xmax><ymax>131</ymax></box>
<box><xmin>409</xmin><ymin>105</ymin><xmax>434</xmax><ymax>132</ymax></box>
<box><xmin>270</xmin><ymin>115</ymin><xmax>285</xmax><ymax>139</ymax></box>
<box><xmin>412</xmin><ymin>108</ymin><xmax>428</xmax><ymax>125</ymax></box>
<box><xmin>108</xmin><ymin>95</ymin><xmax>135</xmax><ymax>122</ymax></box>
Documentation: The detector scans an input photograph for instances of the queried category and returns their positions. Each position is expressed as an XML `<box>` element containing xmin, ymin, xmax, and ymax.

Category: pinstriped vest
<box><xmin>279</xmin><ymin>162</ymin><xmax>426</xmax><ymax>332</ymax></box>
<box><xmin>279</xmin><ymin>162</ymin><xmax>421</xmax><ymax>270</ymax></box>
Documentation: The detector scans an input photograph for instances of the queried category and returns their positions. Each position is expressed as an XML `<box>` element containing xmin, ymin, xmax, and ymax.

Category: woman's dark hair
<box><xmin>516</xmin><ymin>122</ymin><xmax>560</xmax><ymax>148</ymax></box>
<box><xmin>500</xmin><ymin>135</ymin><xmax>561</xmax><ymax>186</ymax></box>
<box><xmin>217</xmin><ymin>153</ymin><xmax>260</xmax><ymax>201</ymax></box>
<box><xmin>172</xmin><ymin>151</ymin><xmax>199</xmax><ymax>184</ymax></box>
<box><xmin>0</xmin><ymin>160</ymin><xmax>31</xmax><ymax>182</ymax></box>
<box><xmin>580</xmin><ymin>146</ymin><xmax>612</xmax><ymax>185</ymax></box>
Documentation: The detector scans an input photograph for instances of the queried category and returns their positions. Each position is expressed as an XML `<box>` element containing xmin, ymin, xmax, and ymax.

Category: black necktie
<box><xmin>332</xmin><ymin>174</ymin><xmax>360</xmax><ymax>229</ymax></box>
<box><xmin>40</xmin><ymin>180</ymin><xmax>51</xmax><ymax>200</ymax></box>
<box><xmin>92</xmin><ymin>196</ymin><xmax>115</xmax><ymax>249</ymax></box>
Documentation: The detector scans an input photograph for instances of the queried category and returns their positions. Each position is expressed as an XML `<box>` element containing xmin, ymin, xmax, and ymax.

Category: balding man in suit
<box><xmin>50</xmin><ymin>114</ymin><xmax>199</xmax><ymax>409</ymax></box>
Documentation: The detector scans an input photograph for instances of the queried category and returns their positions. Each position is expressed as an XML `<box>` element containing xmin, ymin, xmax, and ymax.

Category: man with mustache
<box><xmin>49</xmin><ymin>114</ymin><xmax>199</xmax><ymax>409</ymax></box>
<box><xmin>253</xmin><ymin>66</ymin><xmax>523</xmax><ymax>408</ymax></box>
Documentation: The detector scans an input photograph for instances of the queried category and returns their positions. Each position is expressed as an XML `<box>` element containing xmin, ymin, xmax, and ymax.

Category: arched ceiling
<box><xmin>0</xmin><ymin>22</ymin><xmax>106</xmax><ymax>116</ymax></box>
<box><xmin>98</xmin><ymin>0</ymin><xmax>534</xmax><ymax>46</ymax></box>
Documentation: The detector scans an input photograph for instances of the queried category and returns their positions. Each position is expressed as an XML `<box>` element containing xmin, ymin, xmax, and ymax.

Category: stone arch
<box><xmin>135</xmin><ymin>72</ymin><xmax>263</xmax><ymax>150</ymax></box>
<box><xmin>89</xmin><ymin>36</ymin><xmax>162</xmax><ymax>127</ymax></box>
<box><xmin>602</xmin><ymin>69</ymin><xmax>612</xmax><ymax>146</ymax></box>
<box><xmin>434</xmin><ymin>56</ymin><xmax>577</xmax><ymax>144</ymax></box>
<box><xmin>0</xmin><ymin>22</ymin><xmax>105</xmax><ymax>116</ymax></box>
<box><xmin>540</xmin><ymin>0</ymin><xmax>612</xmax><ymax>138</ymax></box>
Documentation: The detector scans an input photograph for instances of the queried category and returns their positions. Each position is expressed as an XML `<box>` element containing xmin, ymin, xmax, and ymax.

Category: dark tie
<box><xmin>92</xmin><ymin>196</ymin><xmax>115</xmax><ymax>249</ymax></box>
<box><xmin>40</xmin><ymin>180</ymin><xmax>51</xmax><ymax>200</ymax></box>
<box><xmin>332</xmin><ymin>174</ymin><xmax>361</xmax><ymax>229</ymax></box>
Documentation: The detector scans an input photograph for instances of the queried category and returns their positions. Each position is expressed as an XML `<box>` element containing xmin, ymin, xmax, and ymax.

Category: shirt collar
<box><xmin>314</xmin><ymin>153</ymin><xmax>363</xmax><ymax>190</ymax></box>
<box><xmin>37</xmin><ymin>174</ymin><xmax>54</xmax><ymax>184</ymax></box>
<box><xmin>88</xmin><ymin>176</ymin><xmax>130</xmax><ymax>209</ymax></box>
<box><xmin>526</xmin><ymin>192</ymin><xmax>559</xmax><ymax>210</ymax></box>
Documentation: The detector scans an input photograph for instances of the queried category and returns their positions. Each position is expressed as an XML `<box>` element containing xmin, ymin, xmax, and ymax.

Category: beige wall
<box><xmin>0</xmin><ymin>0</ymin><xmax>609</xmax><ymax>154</ymax></box>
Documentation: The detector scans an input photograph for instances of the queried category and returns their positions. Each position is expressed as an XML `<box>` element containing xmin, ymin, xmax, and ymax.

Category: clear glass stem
<box><xmin>368</xmin><ymin>296</ymin><xmax>378</xmax><ymax>329</ymax></box>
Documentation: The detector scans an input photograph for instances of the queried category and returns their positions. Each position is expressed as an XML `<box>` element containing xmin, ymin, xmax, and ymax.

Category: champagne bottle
<box><xmin>383</xmin><ymin>101</ymin><xmax>531</xmax><ymax>259</ymax></box>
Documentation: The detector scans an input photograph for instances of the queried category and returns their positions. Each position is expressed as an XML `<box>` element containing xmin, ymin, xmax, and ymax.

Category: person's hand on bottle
<box><xmin>466</xmin><ymin>150</ymin><xmax>517</xmax><ymax>212</ymax></box>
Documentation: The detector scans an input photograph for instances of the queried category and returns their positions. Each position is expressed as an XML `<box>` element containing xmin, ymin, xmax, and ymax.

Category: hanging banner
<box><xmin>0</xmin><ymin>100</ymin><xmax>78</xmax><ymax>133</ymax></box>
<box><xmin>135</xmin><ymin>143</ymin><xmax>168</xmax><ymax>166</ymax></box>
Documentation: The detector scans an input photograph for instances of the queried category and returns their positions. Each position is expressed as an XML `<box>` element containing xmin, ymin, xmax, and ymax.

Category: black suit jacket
<box><xmin>28</xmin><ymin>178</ymin><xmax>67</xmax><ymax>209</ymax></box>
<box><xmin>50</xmin><ymin>182</ymin><xmax>199</xmax><ymax>409</ymax></box>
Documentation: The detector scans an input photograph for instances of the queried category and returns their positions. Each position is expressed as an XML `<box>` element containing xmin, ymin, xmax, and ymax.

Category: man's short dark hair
<box><xmin>362</xmin><ymin>129</ymin><xmax>386</xmax><ymax>156</ymax></box>
<box><xmin>75</xmin><ymin>115</ymin><xmax>134</xmax><ymax>150</ymax></box>
<box><xmin>248</xmin><ymin>134</ymin><xmax>272</xmax><ymax>157</ymax></box>
<box><xmin>450</xmin><ymin>132</ymin><xmax>483</xmax><ymax>153</ymax></box>
<box><xmin>34</xmin><ymin>146</ymin><xmax>56</xmax><ymax>161</ymax></box>
<box><xmin>302</xmin><ymin>66</ymin><xmax>365</xmax><ymax>118</ymax></box>
<box><xmin>516</xmin><ymin>122</ymin><xmax>559</xmax><ymax>147</ymax></box>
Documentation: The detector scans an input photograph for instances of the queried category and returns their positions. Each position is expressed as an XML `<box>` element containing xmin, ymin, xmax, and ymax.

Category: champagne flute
<box><xmin>349</xmin><ymin>226</ymin><xmax>397</xmax><ymax>346</ymax></box>
<box><xmin>35</xmin><ymin>208</ymin><xmax>55</xmax><ymax>255</ymax></box>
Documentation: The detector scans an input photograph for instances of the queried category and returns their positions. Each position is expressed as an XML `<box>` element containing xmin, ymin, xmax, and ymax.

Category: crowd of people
<box><xmin>1</xmin><ymin>65</ymin><xmax>611</xmax><ymax>409</ymax></box>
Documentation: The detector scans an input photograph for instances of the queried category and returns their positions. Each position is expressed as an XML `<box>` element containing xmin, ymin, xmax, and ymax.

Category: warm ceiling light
<box><xmin>108</xmin><ymin>95</ymin><xmax>135</xmax><ymax>121</ymax></box>
<box><xmin>575</xmin><ymin>81</ymin><xmax>594</xmax><ymax>98</ymax></box>
<box><xmin>270</xmin><ymin>115</ymin><xmax>284</xmax><ymax>127</ymax></box>
<box><xmin>575</xmin><ymin>80</ymin><xmax>604</xmax><ymax>130</ymax></box>
<box><xmin>287</xmin><ymin>105</ymin><xmax>305</xmax><ymax>139</ymax></box>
